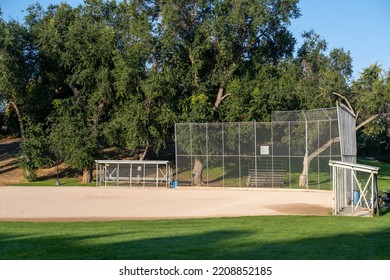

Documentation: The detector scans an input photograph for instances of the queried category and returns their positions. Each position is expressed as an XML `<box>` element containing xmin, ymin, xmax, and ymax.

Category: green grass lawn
<box><xmin>1</xmin><ymin>215</ymin><xmax>390</xmax><ymax>260</ymax></box>
<box><xmin>358</xmin><ymin>158</ymin><xmax>390</xmax><ymax>192</ymax></box>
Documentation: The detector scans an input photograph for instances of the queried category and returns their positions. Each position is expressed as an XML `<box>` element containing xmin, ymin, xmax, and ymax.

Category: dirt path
<box><xmin>0</xmin><ymin>186</ymin><xmax>332</xmax><ymax>221</ymax></box>
<box><xmin>0</xmin><ymin>138</ymin><xmax>25</xmax><ymax>186</ymax></box>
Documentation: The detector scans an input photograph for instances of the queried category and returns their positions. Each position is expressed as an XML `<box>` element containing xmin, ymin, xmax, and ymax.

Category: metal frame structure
<box><xmin>95</xmin><ymin>160</ymin><xmax>173</xmax><ymax>188</ymax></box>
<box><xmin>336</xmin><ymin>102</ymin><xmax>357</xmax><ymax>164</ymax></box>
<box><xmin>330</xmin><ymin>160</ymin><xmax>380</xmax><ymax>216</ymax></box>
<box><xmin>175</xmin><ymin>107</ymin><xmax>341</xmax><ymax>189</ymax></box>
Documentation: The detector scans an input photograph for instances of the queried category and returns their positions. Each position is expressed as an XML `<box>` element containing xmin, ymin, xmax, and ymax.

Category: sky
<box><xmin>290</xmin><ymin>0</ymin><xmax>390</xmax><ymax>78</ymax></box>
<box><xmin>1</xmin><ymin>0</ymin><xmax>389</xmax><ymax>79</ymax></box>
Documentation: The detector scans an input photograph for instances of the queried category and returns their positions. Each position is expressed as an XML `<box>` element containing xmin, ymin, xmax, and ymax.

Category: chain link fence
<box><xmin>175</xmin><ymin>108</ymin><xmax>341</xmax><ymax>189</ymax></box>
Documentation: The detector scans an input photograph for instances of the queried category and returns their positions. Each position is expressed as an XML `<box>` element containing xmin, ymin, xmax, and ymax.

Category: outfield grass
<box><xmin>358</xmin><ymin>159</ymin><xmax>390</xmax><ymax>191</ymax></box>
<box><xmin>1</xmin><ymin>215</ymin><xmax>389</xmax><ymax>260</ymax></box>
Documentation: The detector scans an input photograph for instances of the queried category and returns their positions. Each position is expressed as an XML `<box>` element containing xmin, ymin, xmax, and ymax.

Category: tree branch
<box><xmin>332</xmin><ymin>92</ymin><xmax>355</xmax><ymax>115</ymax></box>
<box><xmin>356</xmin><ymin>114</ymin><xmax>378</xmax><ymax>131</ymax></box>
<box><xmin>356</xmin><ymin>113</ymin><xmax>390</xmax><ymax>131</ymax></box>
<box><xmin>308</xmin><ymin>137</ymin><xmax>340</xmax><ymax>161</ymax></box>
<box><xmin>68</xmin><ymin>84</ymin><xmax>79</xmax><ymax>96</ymax></box>
<box><xmin>9</xmin><ymin>100</ymin><xmax>26</xmax><ymax>141</ymax></box>
<box><xmin>221</xmin><ymin>93</ymin><xmax>230</xmax><ymax>102</ymax></box>
<box><xmin>213</xmin><ymin>87</ymin><xmax>231</xmax><ymax>111</ymax></box>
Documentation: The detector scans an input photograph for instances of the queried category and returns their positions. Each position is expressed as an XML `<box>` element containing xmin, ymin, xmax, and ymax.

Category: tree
<box><xmin>297</xmin><ymin>64</ymin><xmax>390</xmax><ymax>187</ymax></box>
<box><xmin>0</xmin><ymin>20</ymin><xmax>32</xmax><ymax>141</ymax></box>
<box><xmin>34</xmin><ymin>1</ymin><xmax>117</xmax><ymax>182</ymax></box>
<box><xmin>49</xmin><ymin>98</ymin><xmax>99</xmax><ymax>183</ymax></box>
<box><xmin>294</xmin><ymin>31</ymin><xmax>354</xmax><ymax>187</ymax></box>
<box><xmin>0</xmin><ymin>14</ymin><xmax>54</xmax><ymax>179</ymax></box>
<box><xmin>102</xmin><ymin>0</ymin><xmax>177</xmax><ymax>160</ymax></box>
<box><xmin>152</xmin><ymin>0</ymin><xmax>300</xmax><ymax>185</ymax></box>
<box><xmin>4</xmin><ymin>0</ymin><xmax>388</xmax><ymax>188</ymax></box>
<box><xmin>350</xmin><ymin>64</ymin><xmax>390</xmax><ymax>157</ymax></box>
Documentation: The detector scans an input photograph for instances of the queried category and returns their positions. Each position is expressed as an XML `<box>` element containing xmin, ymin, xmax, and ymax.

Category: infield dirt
<box><xmin>0</xmin><ymin>138</ymin><xmax>332</xmax><ymax>221</ymax></box>
<box><xmin>0</xmin><ymin>186</ymin><xmax>332</xmax><ymax>221</ymax></box>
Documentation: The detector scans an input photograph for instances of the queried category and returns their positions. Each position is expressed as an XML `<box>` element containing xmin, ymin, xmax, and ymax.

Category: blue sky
<box><xmin>1</xmin><ymin>0</ymin><xmax>389</xmax><ymax>79</ymax></box>
<box><xmin>290</xmin><ymin>0</ymin><xmax>390</xmax><ymax>78</ymax></box>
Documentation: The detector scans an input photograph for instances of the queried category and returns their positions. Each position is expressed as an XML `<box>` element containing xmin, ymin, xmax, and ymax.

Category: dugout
<box><xmin>95</xmin><ymin>160</ymin><xmax>173</xmax><ymax>187</ymax></box>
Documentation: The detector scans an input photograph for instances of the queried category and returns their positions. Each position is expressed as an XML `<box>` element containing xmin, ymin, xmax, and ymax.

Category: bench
<box><xmin>246</xmin><ymin>169</ymin><xmax>286</xmax><ymax>187</ymax></box>
<box><xmin>104</xmin><ymin>176</ymin><xmax>171</xmax><ymax>186</ymax></box>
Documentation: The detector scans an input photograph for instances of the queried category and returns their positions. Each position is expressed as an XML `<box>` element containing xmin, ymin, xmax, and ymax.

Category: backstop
<box><xmin>175</xmin><ymin>107</ymin><xmax>342</xmax><ymax>189</ymax></box>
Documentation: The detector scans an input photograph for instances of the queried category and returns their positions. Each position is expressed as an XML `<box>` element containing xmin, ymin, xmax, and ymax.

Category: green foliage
<box><xmin>1</xmin><ymin>0</ymin><xmax>389</xmax><ymax>174</ymax></box>
<box><xmin>352</xmin><ymin>64</ymin><xmax>390</xmax><ymax>122</ymax></box>
<box><xmin>19</xmin><ymin>124</ymin><xmax>53</xmax><ymax>181</ymax></box>
<box><xmin>49</xmin><ymin>98</ymin><xmax>99</xmax><ymax>171</ymax></box>
<box><xmin>188</xmin><ymin>93</ymin><xmax>212</xmax><ymax>122</ymax></box>
<box><xmin>351</xmin><ymin>65</ymin><xmax>390</xmax><ymax>156</ymax></box>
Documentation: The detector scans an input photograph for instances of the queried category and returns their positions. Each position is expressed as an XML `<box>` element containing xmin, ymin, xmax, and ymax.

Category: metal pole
<box><xmin>130</xmin><ymin>162</ymin><xmax>132</xmax><ymax>188</ymax></box>
<box><xmin>55</xmin><ymin>152</ymin><xmax>60</xmax><ymax>186</ymax></box>
<box><xmin>254</xmin><ymin>121</ymin><xmax>257</xmax><ymax>188</ymax></box>
<box><xmin>271</xmin><ymin>122</ymin><xmax>274</xmax><ymax>188</ymax></box>
<box><xmin>289</xmin><ymin>122</ymin><xmax>291</xmax><ymax>189</ymax></box>
<box><xmin>129</xmin><ymin>162</ymin><xmax>131</xmax><ymax>188</ymax></box>
<box><xmin>174</xmin><ymin>123</ymin><xmax>178</xmax><ymax>187</ymax></box>
<box><xmin>206</xmin><ymin>123</ymin><xmax>209</xmax><ymax>187</ymax></box>
<box><xmin>374</xmin><ymin>173</ymin><xmax>379</xmax><ymax>216</ymax></box>
<box><xmin>318</xmin><ymin>121</ymin><xmax>320</xmax><ymax>190</ymax></box>
<box><xmin>117</xmin><ymin>162</ymin><xmax>119</xmax><ymax>186</ymax></box>
<box><xmin>95</xmin><ymin>161</ymin><xmax>98</xmax><ymax>187</ymax></box>
<box><xmin>351</xmin><ymin>169</ymin><xmax>354</xmax><ymax>214</ymax></box>
<box><xmin>305</xmin><ymin>115</ymin><xmax>308</xmax><ymax>188</ymax></box>
<box><xmin>156</xmin><ymin>163</ymin><xmax>158</xmax><ymax>188</ymax></box>
<box><xmin>332</xmin><ymin>165</ymin><xmax>336</xmax><ymax>214</ymax></box>
<box><xmin>222</xmin><ymin>123</ymin><xmax>225</xmax><ymax>188</ymax></box>
<box><xmin>143</xmin><ymin>162</ymin><xmax>146</xmax><ymax>188</ymax></box>
<box><xmin>238</xmin><ymin>123</ymin><xmax>241</xmax><ymax>188</ymax></box>
<box><xmin>190</xmin><ymin>123</ymin><xmax>193</xmax><ymax>186</ymax></box>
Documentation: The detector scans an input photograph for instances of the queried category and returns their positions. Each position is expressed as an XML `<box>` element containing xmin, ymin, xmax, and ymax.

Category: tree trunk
<box><xmin>299</xmin><ymin>156</ymin><xmax>309</xmax><ymax>187</ymax></box>
<box><xmin>24</xmin><ymin>168</ymin><xmax>36</xmax><ymax>181</ymax></box>
<box><xmin>299</xmin><ymin>137</ymin><xmax>340</xmax><ymax>187</ymax></box>
<box><xmin>139</xmin><ymin>140</ymin><xmax>150</xmax><ymax>161</ymax></box>
<box><xmin>9</xmin><ymin>100</ymin><xmax>26</xmax><ymax>141</ymax></box>
<box><xmin>192</xmin><ymin>158</ymin><xmax>204</xmax><ymax>186</ymax></box>
<box><xmin>10</xmin><ymin>100</ymin><xmax>33</xmax><ymax>180</ymax></box>
<box><xmin>213</xmin><ymin>87</ymin><xmax>230</xmax><ymax>111</ymax></box>
<box><xmin>82</xmin><ymin>166</ymin><xmax>93</xmax><ymax>184</ymax></box>
<box><xmin>139</xmin><ymin>145</ymin><xmax>149</xmax><ymax>161</ymax></box>
<box><xmin>69</xmin><ymin>83</ymin><xmax>79</xmax><ymax>96</ymax></box>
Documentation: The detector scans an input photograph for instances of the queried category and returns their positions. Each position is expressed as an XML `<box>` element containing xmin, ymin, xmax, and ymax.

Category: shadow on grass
<box><xmin>379</xmin><ymin>205</ymin><xmax>390</xmax><ymax>216</ymax></box>
<box><xmin>1</xmin><ymin>223</ymin><xmax>390</xmax><ymax>260</ymax></box>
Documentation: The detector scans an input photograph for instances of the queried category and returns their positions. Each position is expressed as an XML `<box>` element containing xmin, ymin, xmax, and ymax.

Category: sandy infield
<box><xmin>0</xmin><ymin>186</ymin><xmax>333</xmax><ymax>221</ymax></box>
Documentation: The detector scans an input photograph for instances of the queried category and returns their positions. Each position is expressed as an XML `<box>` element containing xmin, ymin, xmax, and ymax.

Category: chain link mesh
<box><xmin>175</xmin><ymin>108</ymin><xmax>341</xmax><ymax>189</ymax></box>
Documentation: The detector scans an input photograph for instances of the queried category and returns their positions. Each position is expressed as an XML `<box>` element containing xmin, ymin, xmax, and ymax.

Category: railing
<box><xmin>329</xmin><ymin>160</ymin><xmax>380</xmax><ymax>216</ymax></box>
